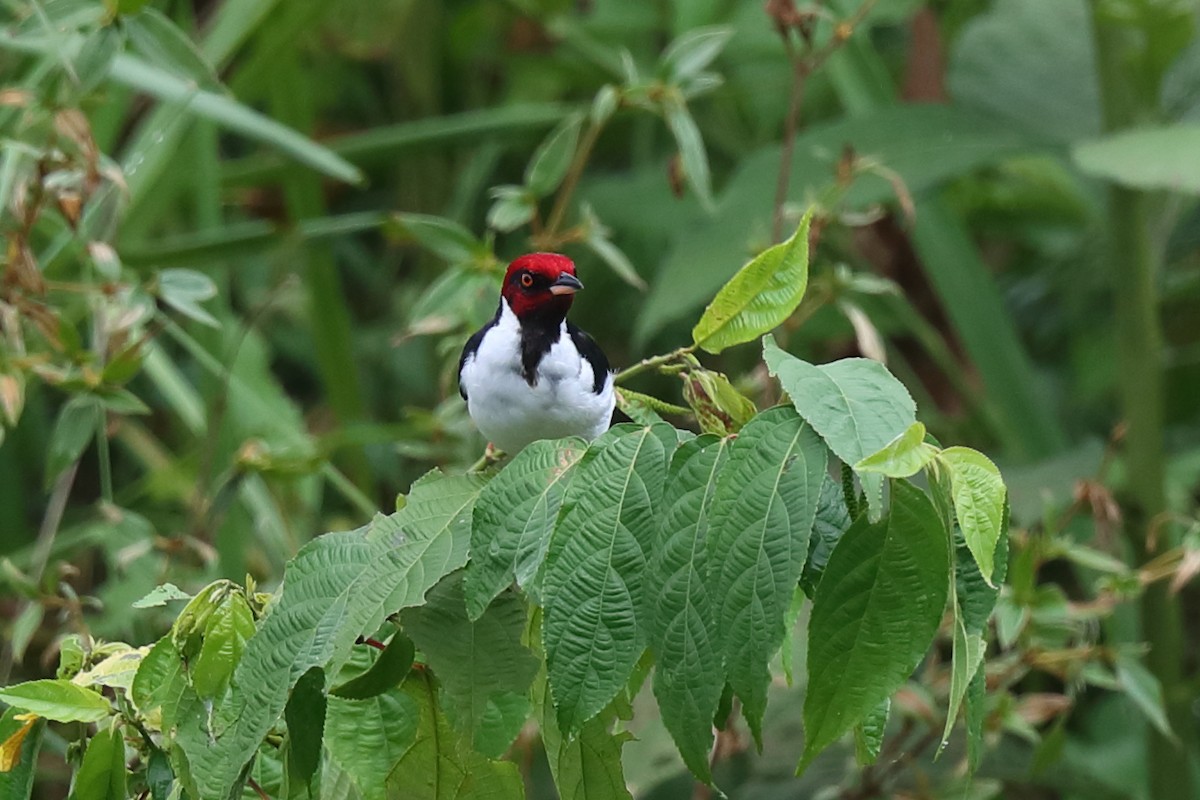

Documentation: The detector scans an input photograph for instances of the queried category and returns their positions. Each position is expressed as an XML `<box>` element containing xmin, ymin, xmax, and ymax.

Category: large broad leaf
<box><xmin>647</xmin><ymin>435</ymin><xmax>731</xmax><ymax>782</ymax></box>
<box><xmin>465</xmin><ymin>438</ymin><xmax>586</xmax><ymax>619</ymax></box>
<box><xmin>177</xmin><ymin>471</ymin><xmax>486</xmax><ymax>799</ymax></box>
<box><xmin>707</xmin><ymin>406</ymin><xmax>827</xmax><ymax>745</ymax></box>
<box><xmin>691</xmin><ymin>210</ymin><xmax>812</xmax><ymax>354</ymax></box>
<box><xmin>939</xmin><ymin>447</ymin><xmax>1006</xmax><ymax>585</ymax></box>
<box><xmin>1073</xmin><ymin>125</ymin><xmax>1200</xmax><ymax>194</ymax></box>
<box><xmin>69</xmin><ymin>720</ymin><xmax>126</xmax><ymax>800</ymax></box>
<box><xmin>0</xmin><ymin>680</ymin><xmax>111</xmax><ymax>724</ymax></box>
<box><xmin>799</xmin><ymin>480</ymin><xmax>949</xmax><ymax>773</ymax></box>
<box><xmin>542</xmin><ymin>424</ymin><xmax>677</xmax><ymax>733</ymax></box>
<box><xmin>764</xmin><ymin>336</ymin><xmax>915</xmax><ymax>519</ymax></box>
<box><xmin>327</xmin><ymin>674</ymin><xmax>523</xmax><ymax>800</ymax></box>
<box><xmin>531</xmin><ymin>622</ymin><xmax>632</xmax><ymax>800</ymax></box>
<box><xmin>403</xmin><ymin>574</ymin><xmax>539</xmax><ymax>757</ymax></box>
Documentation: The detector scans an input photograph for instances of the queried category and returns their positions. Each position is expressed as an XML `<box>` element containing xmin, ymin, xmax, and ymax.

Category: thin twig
<box><xmin>544</xmin><ymin>120</ymin><xmax>605</xmax><ymax>237</ymax></box>
<box><xmin>247</xmin><ymin>776</ymin><xmax>271</xmax><ymax>800</ymax></box>
<box><xmin>614</xmin><ymin>345</ymin><xmax>697</xmax><ymax>384</ymax></box>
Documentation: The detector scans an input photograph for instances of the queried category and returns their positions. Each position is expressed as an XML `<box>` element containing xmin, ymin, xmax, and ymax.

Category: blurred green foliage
<box><xmin>2</xmin><ymin>0</ymin><xmax>1200</xmax><ymax>798</ymax></box>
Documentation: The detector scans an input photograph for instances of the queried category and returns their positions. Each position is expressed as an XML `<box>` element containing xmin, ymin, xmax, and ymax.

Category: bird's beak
<box><xmin>549</xmin><ymin>273</ymin><xmax>584</xmax><ymax>295</ymax></box>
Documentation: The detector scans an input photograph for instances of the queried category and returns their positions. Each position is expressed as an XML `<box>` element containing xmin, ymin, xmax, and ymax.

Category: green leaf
<box><xmin>799</xmin><ymin>480</ymin><xmax>949</xmax><ymax>774</ymax></box>
<box><xmin>854</xmin><ymin>421</ymin><xmax>939</xmax><ymax>478</ymax></box>
<box><xmin>531</xmin><ymin>624</ymin><xmax>632</xmax><ymax>800</ymax></box>
<box><xmin>402</xmin><ymin>574</ymin><xmax>539</xmax><ymax>757</ymax></box>
<box><xmin>580</xmin><ymin>205</ymin><xmax>647</xmax><ymax>290</ymax></box>
<box><xmin>131</xmin><ymin>638</ymin><xmax>188</xmax><ymax>730</ymax></box>
<box><xmin>854</xmin><ymin>698</ymin><xmax>889</xmax><ymax>766</ymax></box>
<box><xmin>158</xmin><ymin>268</ymin><xmax>219</xmax><ymax>328</ymax></box>
<box><xmin>0</xmin><ymin>680</ymin><xmax>111</xmax><ymax>724</ymax></box>
<box><xmin>1116</xmin><ymin>653</ymin><xmax>1174</xmax><ymax>740</ymax></box>
<box><xmin>939</xmin><ymin>447</ymin><xmax>1006</xmax><ymax>585</ymax></box>
<box><xmin>691</xmin><ymin>211</ymin><xmax>812</xmax><ymax>354</ymax></box>
<box><xmin>542</xmin><ymin>424</ymin><xmax>677</xmax><ymax>733</ymax></box>
<box><xmin>145</xmin><ymin>748</ymin><xmax>174</xmax><ymax>800</ymax></box>
<box><xmin>387</xmin><ymin>673</ymin><xmax>524</xmax><ymax>800</ymax></box>
<box><xmin>940</xmin><ymin>617</ymin><xmax>986</xmax><ymax>752</ymax></box>
<box><xmin>680</xmin><ymin>370</ymin><xmax>756</xmax><ymax>436</ymax></box>
<box><xmin>176</xmin><ymin>471</ymin><xmax>485</xmax><ymax>799</ymax></box>
<box><xmin>189</xmin><ymin>589</ymin><xmax>257</xmax><ymax>699</ymax></box>
<box><xmin>107</xmin><ymin>53</ymin><xmax>362</xmax><ymax>185</ymax></box>
<box><xmin>764</xmin><ymin>336</ymin><xmax>916</xmax><ymax>519</ymax></box>
<box><xmin>525</xmin><ymin>113</ymin><xmax>583</xmax><ymax>196</ymax></box>
<box><xmin>1073</xmin><ymin>125</ymin><xmax>1200</xmax><ymax>194</ymax></box>
<box><xmin>465</xmin><ymin>438</ymin><xmax>586</xmax><ymax>619</ymax></box>
<box><xmin>708</xmin><ymin>406</ymin><xmax>826</xmax><ymax>745</ymax></box>
<box><xmin>664</xmin><ymin>98</ymin><xmax>713</xmax><ymax>209</ymax></box>
<box><xmin>124</xmin><ymin>8</ymin><xmax>220</xmax><ymax>90</ymax></box>
<box><xmin>331</xmin><ymin>635</ymin><xmax>415</xmax><ymax>700</ymax></box>
<box><xmin>46</xmin><ymin>396</ymin><xmax>100</xmax><ymax>487</ymax></box>
<box><xmin>393</xmin><ymin>214</ymin><xmax>484</xmax><ymax>265</ymax></box>
<box><xmin>965</xmin><ymin>659</ymin><xmax>988</xmax><ymax>773</ymax></box>
<box><xmin>68</xmin><ymin>720</ymin><xmax>126</xmax><ymax>800</ymax></box>
<box><xmin>324</xmin><ymin>686</ymin><xmax>419</xmax><ymax>800</ymax></box>
<box><xmin>132</xmin><ymin>583</ymin><xmax>191</xmax><ymax>608</ymax></box>
<box><xmin>0</xmin><ymin>707</ymin><xmax>44</xmax><ymax>799</ymax></box>
<box><xmin>647</xmin><ymin>435</ymin><xmax>731</xmax><ymax>782</ymax></box>
<box><xmin>284</xmin><ymin>668</ymin><xmax>326</xmax><ymax>798</ymax></box>
<box><xmin>487</xmin><ymin>186</ymin><xmax>536</xmax><ymax>232</ymax></box>
<box><xmin>660</xmin><ymin>26</ymin><xmax>732</xmax><ymax>82</ymax></box>
<box><xmin>801</xmin><ymin>473</ymin><xmax>853</xmax><ymax>598</ymax></box>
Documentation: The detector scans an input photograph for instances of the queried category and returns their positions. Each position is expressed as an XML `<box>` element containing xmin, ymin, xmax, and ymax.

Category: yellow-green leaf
<box><xmin>0</xmin><ymin>680</ymin><xmax>111</xmax><ymax>724</ymax></box>
<box><xmin>854</xmin><ymin>421</ymin><xmax>939</xmax><ymax>478</ymax></box>
<box><xmin>939</xmin><ymin>447</ymin><xmax>1006</xmax><ymax>585</ymax></box>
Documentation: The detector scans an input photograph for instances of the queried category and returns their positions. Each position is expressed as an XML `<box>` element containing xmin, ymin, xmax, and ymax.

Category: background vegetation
<box><xmin>2</xmin><ymin>0</ymin><xmax>1200</xmax><ymax>798</ymax></box>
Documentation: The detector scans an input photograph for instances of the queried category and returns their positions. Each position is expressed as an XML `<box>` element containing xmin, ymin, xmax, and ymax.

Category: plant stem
<box><xmin>1090</xmin><ymin>6</ymin><xmax>1194</xmax><ymax>799</ymax></box>
<box><xmin>545</xmin><ymin>120</ymin><xmax>604</xmax><ymax>237</ymax></box>
<box><xmin>614</xmin><ymin>345</ymin><xmax>696</xmax><ymax>384</ymax></box>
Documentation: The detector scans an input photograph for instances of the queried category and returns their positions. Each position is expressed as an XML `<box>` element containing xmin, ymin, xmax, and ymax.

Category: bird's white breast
<box><xmin>459</xmin><ymin>301</ymin><xmax>614</xmax><ymax>452</ymax></box>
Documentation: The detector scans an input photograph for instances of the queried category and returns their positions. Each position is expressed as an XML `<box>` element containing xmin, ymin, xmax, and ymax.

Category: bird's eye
<box><xmin>520</xmin><ymin>273</ymin><xmax>534</xmax><ymax>288</ymax></box>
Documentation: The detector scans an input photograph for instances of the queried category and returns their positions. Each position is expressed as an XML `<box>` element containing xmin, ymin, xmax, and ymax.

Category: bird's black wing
<box><xmin>566</xmin><ymin>321</ymin><xmax>611</xmax><ymax>395</ymax></box>
<box><xmin>458</xmin><ymin>309</ymin><xmax>500</xmax><ymax>400</ymax></box>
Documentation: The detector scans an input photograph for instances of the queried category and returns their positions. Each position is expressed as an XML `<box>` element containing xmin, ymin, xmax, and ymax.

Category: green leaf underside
<box><xmin>648</xmin><ymin>435</ymin><xmax>731</xmax><ymax>782</ymax></box>
<box><xmin>940</xmin><ymin>447</ymin><xmax>1006</xmax><ymax>584</ymax></box>
<box><xmin>465</xmin><ymin>438</ymin><xmax>586</xmax><ymax>619</ymax></box>
<box><xmin>403</xmin><ymin>574</ymin><xmax>539</xmax><ymax>757</ymax></box>
<box><xmin>0</xmin><ymin>679</ymin><xmax>111</xmax><ymax>723</ymax></box>
<box><xmin>801</xmin><ymin>473</ymin><xmax>853</xmax><ymax>598</ymax></box>
<box><xmin>284</xmin><ymin>667</ymin><xmax>327</xmax><ymax>795</ymax></box>
<box><xmin>177</xmin><ymin>471</ymin><xmax>485</xmax><ymax>798</ymax></box>
<box><xmin>708</xmin><ymin>406</ymin><xmax>827</xmax><ymax>746</ymax></box>
<box><xmin>542</xmin><ymin>424</ymin><xmax>677</xmax><ymax>733</ymax></box>
<box><xmin>854</xmin><ymin>698</ymin><xmax>890</xmax><ymax>766</ymax></box>
<box><xmin>325</xmin><ymin>689</ymin><xmax>419</xmax><ymax>800</ymax></box>
<box><xmin>854</xmin><ymin>421</ymin><xmax>938</xmax><ymax>478</ymax></box>
<box><xmin>799</xmin><ymin>480</ymin><xmax>949</xmax><ymax>774</ymax></box>
<box><xmin>691</xmin><ymin>210</ymin><xmax>813</xmax><ymax>354</ymax></box>
<box><xmin>764</xmin><ymin>336</ymin><xmax>916</xmax><ymax>519</ymax></box>
<box><xmin>331</xmin><ymin>634</ymin><xmax>415</xmax><ymax>700</ymax></box>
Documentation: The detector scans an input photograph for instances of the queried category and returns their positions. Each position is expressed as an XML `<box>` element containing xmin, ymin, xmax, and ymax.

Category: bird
<box><xmin>458</xmin><ymin>253</ymin><xmax>615</xmax><ymax>453</ymax></box>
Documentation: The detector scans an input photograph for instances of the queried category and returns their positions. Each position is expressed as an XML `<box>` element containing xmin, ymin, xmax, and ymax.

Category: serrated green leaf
<box><xmin>325</xmin><ymin>688</ymin><xmax>419</xmax><ymax>800</ymax></box>
<box><xmin>176</xmin><ymin>471</ymin><xmax>486</xmax><ymax>799</ymax></box>
<box><xmin>799</xmin><ymin>480</ymin><xmax>949</xmax><ymax>774</ymax></box>
<box><xmin>68</xmin><ymin>719</ymin><xmax>126</xmax><ymax>800</ymax></box>
<box><xmin>940</xmin><ymin>447</ymin><xmax>1006</xmax><ymax>585</ymax></box>
<box><xmin>764</xmin><ymin>336</ymin><xmax>916</xmax><ymax>519</ymax></box>
<box><xmin>854</xmin><ymin>698</ymin><xmax>889</xmax><ymax>766</ymax></box>
<box><xmin>691</xmin><ymin>212</ymin><xmax>812</xmax><ymax>354</ymax></box>
<box><xmin>680</xmin><ymin>370</ymin><xmax>756</xmax><ymax>436</ymax></box>
<box><xmin>532</xmin><ymin>623</ymin><xmax>632</xmax><ymax>800</ymax></box>
<box><xmin>0</xmin><ymin>707</ymin><xmax>44</xmax><ymax>799</ymax></box>
<box><xmin>708</xmin><ymin>406</ymin><xmax>826</xmax><ymax>745</ymax></box>
<box><xmin>284</xmin><ymin>668</ymin><xmax>326</xmax><ymax>798</ymax></box>
<box><xmin>131</xmin><ymin>637</ymin><xmax>189</xmax><ymax>731</ymax></box>
<box><xmin>1116</xmin><ymin>654</ymin><xmax>1174</xmax><ymax>740</ymax></box>
<box><xmin>854</xmin><ymin>421</ymin><xmax>938</xmax><ymax>478</ymax></box>
<box><xmin>386</xmin><ymin>673</ymin><xmax>524</xmax><ymax>800</ymax></box>
<box><xmin>800</xmin><ymin>473</ymin><xmax>852</xmax><ymax>598</ymax></box>
<box><xmin>526</xmin><ymin>114</ymin><xmax>583</xmax><ymax>196</ymax></box>
<box><xmin>465</xmin><ymin>438</ymin><xmax>585</xmax><ymax>618</ymax></box>
<box><xmin>664</xmin><ymin>99</ymin><xmax>712</xmax><ymax>209</ymax></box>
<box><xmin>46</xmin><ymin>395</ymin><xmax>100</xmax><ymax>487</ymax></box>
<box><xmin>331</xmin><ymin>635</ymin><xmax>414</xmax><ymax>700</ymax></box>
<box><xmin>393</xmin><ymin>214</ymin><xmax>484</xmax><ymax>265</ymax></box>
<box><xmin>648</xmin><ymin>435</ymin><xmax>730</xmax><ymax>782</ymax></box>
<box><xmin>191</xmin><ymin>590</ymin><xmax>256</xmax><ymax>699</ymax></box>
<box><xmin>542</xmin><ymin>424</ymin><xmax>677</xmax><ymax>733</ymax></box>
<box><xmin>660</xmin><ymin>26</ymin><xmax>732</xmax><ymax>82</ymax></box>
<box><xmin>403</xmin><ymin>573</ymin><xmax>538</xmax><ymax>757</ymax></box>
<box><xmin>0</xmin><ymin>680</ymin><xmax>111</xmax><ymax>724</ymax></box>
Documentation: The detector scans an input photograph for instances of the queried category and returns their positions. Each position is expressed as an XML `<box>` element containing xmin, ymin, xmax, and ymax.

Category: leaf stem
<box><xmin>614</xmin><ymin>345</ymin><xmax>697</xmax><ymax>384</ymax></box>
<box><xmin>544</xmin><ymin>119</ymin><xmax>605</xmax><ymax>237</ymax></box>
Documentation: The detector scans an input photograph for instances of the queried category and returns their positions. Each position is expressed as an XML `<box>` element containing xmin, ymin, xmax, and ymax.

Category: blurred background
<box><xmin>2</xmin><ymin>0</ymin><xmax>1200</xmax><ymax>797</ymax></box>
